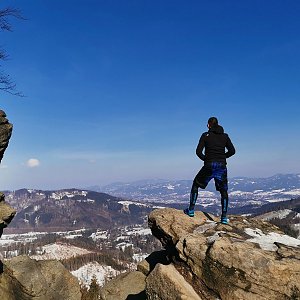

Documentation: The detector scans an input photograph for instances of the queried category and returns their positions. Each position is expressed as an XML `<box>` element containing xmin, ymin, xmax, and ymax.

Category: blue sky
<box><xmin>0</xmin><ymin>0</ymin><xmax>300</xmax><ymax>189</ymax></box>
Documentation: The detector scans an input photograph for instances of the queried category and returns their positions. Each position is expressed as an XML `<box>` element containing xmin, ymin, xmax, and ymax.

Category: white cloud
<box><xmin>26</xmin><ymin>158</ymin><xmax>40</xmax><ymax>168</ymax></box>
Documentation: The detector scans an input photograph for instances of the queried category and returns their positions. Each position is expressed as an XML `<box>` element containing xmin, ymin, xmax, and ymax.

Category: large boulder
<box><xmin>137</xmin><ymin>250</ymin><xmax>170</xmax><ymax>276</ymax></box>
<box><xmin>146</xmin><ymin>263</ymin><xmax>202</xmax><ymax>300</ymax></box>
<box><xmin>0</xmin><ymin>255</ymin><xmax>82</xmax><ymax>300</ymax></box>
<box><xmin>0</xmin><ymin>110</ymin><xmax>14</xmax><ymax>234</ymax></box>
<box><xmin>99</xmin><ymin>271</ymin><xmax>146</xmax><ymax>300</ymax></box>
<box><xmin>0</xmin><ymin>192</ymin><xmax>16</xmax><ymax>231</ymax></box>
<box><xmin>148</xmin><ymin>208</ymin><xmax>300</xmax><ymax>300</ymax></box>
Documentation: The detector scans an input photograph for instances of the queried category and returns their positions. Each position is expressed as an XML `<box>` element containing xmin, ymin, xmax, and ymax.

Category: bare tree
<box><xmin>0</xmin><ymin>7</ymin><xmax>24</xmax><ymax>96</ymax></box>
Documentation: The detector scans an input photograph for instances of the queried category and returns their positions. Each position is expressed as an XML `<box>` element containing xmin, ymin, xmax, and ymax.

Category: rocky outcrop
<box><xmin>146</xmin><ymin>263</ymin><xmax>202</xmax><ymax>300</ymax></box>
<box><xmin>0</xmin><ymin>192</ymin><xmax>16</xmax><ymax>231</ymax></box>
<box><xmin>0</xmin><ymin>109</ymin><xmax>15</xmax><ymax>246</ymax></box>
<box><xmin>99</xmin><ymin>271</ymin><xmax>146</xmax><ymax>300</ymax></box>
<box><xmin>99</xmin><ymin>208</ymin><xmax>300</xmax><ymax>299</ymax></box>
<box><xmin>0</xmin><ymin>256</ymin><xmax>82</xmax><ymax>300</ymax></box>
<box><xmin>146</xmin><ymin>208</ymin><xmax>300</xmax><ymax>300</ymax></box>
<box><xmin>0</xmin><ymin>110</ymin><xmax>13</xmax><ymax>163</ymax></box>
<box><xmin>0</xmin><ymin>109</ymin><xmax>14</xmax><ymax>237</ymax></box>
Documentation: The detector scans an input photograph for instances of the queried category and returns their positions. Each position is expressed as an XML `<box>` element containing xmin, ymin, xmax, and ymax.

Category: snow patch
<box><xmin>118</xmin><ymin>200</ymin><xmax>148</xmax><ymax>207</ymax></box>
<box><xmin>244</xmin><ymin>228</ymin><xmax>300</xmax><ymax>251</ymax></box>
<box><xmin>90</xmin><ymin>230</ymin><xmax>109</xmax><ymax>241</ymax></box>
<box><xmin>258</xmin><ymin>209</ymin><xmax>293</xmax><ymax>221</ymax></box>
<box><xmin>165</xmin><ymin>184</ymin><xmax>175</xmax><ymax>190</ymax></box>
<box><xmin>30</xmin><ymin>243</ymin><xmax>92</xmax><ymax>260</ymax></box>
<box><xmin>115</xmin><ymin>242</ymin><xmax>134</xmax><ymax>251</ymax></box>
<box><xmin>229</xmin><ymin>191</ymin><xmax>253</xmax><ymax>196</ymax></box>
<box><xmin>71</xmin><ymin>262</ymin><xmax>121</xmax><ymax>287</ymax></box>
<box><xmin>125</xmin><ymin>227</ymin><xmax>151</xmax><ymax>236</ymax></box>
<box><xmin>133</xmin><ymin>253</ymin><xmax>148</xmax><ymax>262</ymax></box>
<box><xmin>282</xmin><ymin>189</ymin><xmax>300</xmax><ymax>196</ymax></box>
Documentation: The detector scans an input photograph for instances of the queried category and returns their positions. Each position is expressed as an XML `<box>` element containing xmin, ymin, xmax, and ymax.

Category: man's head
<box><xmin>207</xmin><ymin>117</ymin><xmax>218</xmax><ymax>128</ymax></box>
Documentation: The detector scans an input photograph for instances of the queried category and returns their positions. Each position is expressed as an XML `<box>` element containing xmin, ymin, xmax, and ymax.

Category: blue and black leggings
<box><xmin>189</xmin><ymin>162</ymin><xmax>229</xmax><ymax>217</ymax></box>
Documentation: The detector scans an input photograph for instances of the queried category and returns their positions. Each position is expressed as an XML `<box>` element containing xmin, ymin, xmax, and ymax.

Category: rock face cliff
<box><xmin>0</xmin><ymin>255</ymin><xmax>82</xmax><ymax>300</ymax></box>
<box><xmin>101</xmin><ymin>208</ymin><xmax>300</xmax><ymax>300</ymax></box>
<box><xmin>0</xmin><ymin>110</ymin><xmax>13</xmax><ymax>163</ymax></box>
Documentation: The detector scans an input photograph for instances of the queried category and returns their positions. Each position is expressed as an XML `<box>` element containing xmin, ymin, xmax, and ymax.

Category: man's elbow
<box><xmin>228</xmin><ymin>149</ymin><xmax>236</xmax><ymax>157</ymax></box>
<box><xmin>196</xmin><ymin>151</ymin><xmax>205</xmax><ymax>161</ymax></box>
<box><xmin>225</xmin><ymin>148</ymin><xmax>235</xmax><ymax>158</ymax></box>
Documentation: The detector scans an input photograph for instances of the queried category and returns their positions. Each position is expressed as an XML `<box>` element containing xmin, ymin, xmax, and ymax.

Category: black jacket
<box><xmin>196</xmin><ymin>125</ymin><xmax>235</xmax><ymax>165</ymax></box>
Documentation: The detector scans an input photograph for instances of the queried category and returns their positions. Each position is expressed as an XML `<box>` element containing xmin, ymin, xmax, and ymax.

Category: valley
<box><xmin>1</xmin><ymin>173</ymin><xmax>300</xmax><ymax>290</ymax></box>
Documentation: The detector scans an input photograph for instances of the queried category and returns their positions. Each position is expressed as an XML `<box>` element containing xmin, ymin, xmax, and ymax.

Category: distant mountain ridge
<box><xmin>4</xmin><ymin>189</ymin><xmax>153</xmax><ymax>233</ymax></box>
<box><xmin>3</xmin><ymin>173</ymin><xmax>300</xmax><ymax>233</ymax></box>
<box><xmin>90</xmin><ymin>173</ymin><xmax>300</xmax><ymax>206</ymax></box>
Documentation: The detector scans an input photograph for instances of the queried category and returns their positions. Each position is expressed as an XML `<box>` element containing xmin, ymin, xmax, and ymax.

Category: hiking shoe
<box><xmin>220</xmin><ymin>216</ymin><xmax>229</xmax><ymax>224</ymax></box>
<box><xmin>184</xmin><ymin>208</ymin><xmax>194</xmax><ymax>217</ymax></box>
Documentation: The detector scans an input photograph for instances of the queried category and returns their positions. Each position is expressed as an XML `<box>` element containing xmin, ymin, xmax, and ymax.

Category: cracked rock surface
<box><xmin>148</xmin><ymin>208</ymin><xmax>300</xmax><ymax>300</ymax></box>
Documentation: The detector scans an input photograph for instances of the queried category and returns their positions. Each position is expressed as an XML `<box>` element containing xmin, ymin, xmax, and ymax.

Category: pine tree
<box><xmin>87</xmin><ymin>276</ymin><xmax>100</xmax><ymax>300</ymax></box>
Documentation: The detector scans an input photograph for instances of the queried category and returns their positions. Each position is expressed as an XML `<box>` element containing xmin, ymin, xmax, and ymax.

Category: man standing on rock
<box><xmin>184</xmin><ymin>117</ymin><xmax>235</xmax><ymax>224</ymax></box>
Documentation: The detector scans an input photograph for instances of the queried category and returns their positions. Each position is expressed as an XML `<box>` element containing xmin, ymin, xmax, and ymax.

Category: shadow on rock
<box><xmin>145</xmin><ymin>250</ymin><xmax>170</xmax><ymax>273</ymax></box>
<box><xmin>126</xmin><ymin>290</ymin><xmax>147</xmax><ymax>300</ymax></box>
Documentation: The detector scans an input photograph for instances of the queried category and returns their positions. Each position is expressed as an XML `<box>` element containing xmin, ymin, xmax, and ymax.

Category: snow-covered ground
<box><xmin>0</xmin><ymin>229</ymin><xmax>88</xmax><ymax>246</ymax></box>
<box><xmin>71</xmin><ymin>262</ymin><xmax>122</xmax><ymax>287</ymax></box>
<box><xmin>115</xmin><ymin>242</ymin><xmax>134</xmax><ymax>251</ymax></box>
<box><xmin>282</xmin><ymin>188</ymin><xmax>300</xmax><ymax>196</ymax></box>
<box><xmin>118</xmin><ymin>200</ymin><xmax>148</xmax><ymax>207</ymax></box>
<box><xmin>133</xmin><ymin>253</ymin><xmax>148</xmax><ymax>263</ymax></box>
<box><xmin>90</xmin><ymin>230</ymin><xmax>109</xmax><ymax>241</ymax></box>
<box><xmin>0</xmin><ymin>231</ymin><xmax>49</xmax><ymax>246</ymax></box>
<box><xmin>30</xmin><ymin>243</ymin><xmax>92</xmax><ymax>260</ymax></box>
<box><xmin>245</xmin><ymin>228</ymin><xmax>300</xmax><ymax>251</ymax></box>
<box><xmin>0</xmin><ymin>222</ymin><xmax>155</xmax><ymax>288</ymax></box>
<box><xmin>230</xmin><ymin>191</ymin><xmax>253</xmax><ymax>197</ymax></box>
<box><xmin>257</xmin><ymin>209</ymin><xmax>293</xmax><ymax>221</ymax></box>
<box><xmin>125</xmin><ymin>227</ymin><xmax>151</xmax><ymax>236</ymax></box>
